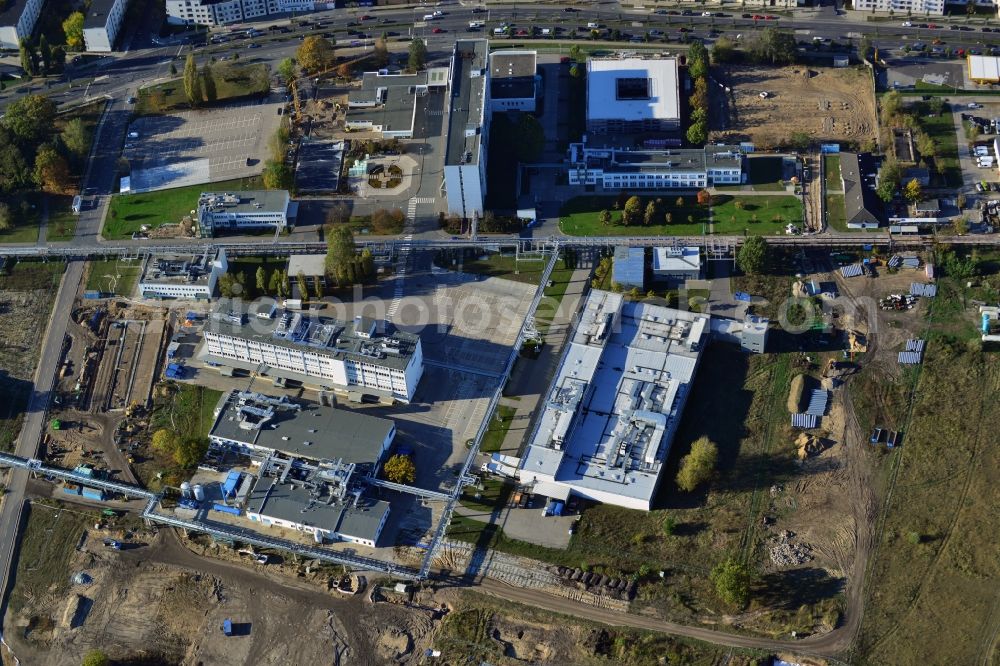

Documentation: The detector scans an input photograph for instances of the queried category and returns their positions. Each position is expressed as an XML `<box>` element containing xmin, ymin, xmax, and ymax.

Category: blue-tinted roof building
<box><xmin>612</xmin><ymin>247</ymin><xmax>645</xmax><ymax>291</ymax></box>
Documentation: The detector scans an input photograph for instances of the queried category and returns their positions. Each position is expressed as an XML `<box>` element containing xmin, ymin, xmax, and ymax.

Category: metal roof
<box><xmin>805</xmin><ymin>389</ymin><xmax>829</xmax><ymax>417</ymax></box>
<box><xmin>840</xmin><ymin>264</ymin><xmax>864</xmax><ymax>278</ymax></box>
<box><xmin>905</xmin><ymin>339</ymin><xmax>925</xmax><ymax>353</ymax></box>
<box><xmin>898</xmin><ymin>351</ymin><xmax>922</xmax><ymax>364</ymax></box>
<box><xmin>791</xmin><ymin>414</ymin><xmax>818</xmax><ymax>429</ymax></box>
<box><xmin>910</xmin><ymin>282</ymin><xmax>937</xmax><ymax>297</ymax></box>
<box><xmin>612</xmin><ymin>246</ymin><xmax>644</xmax><ymax>288</ymax></box>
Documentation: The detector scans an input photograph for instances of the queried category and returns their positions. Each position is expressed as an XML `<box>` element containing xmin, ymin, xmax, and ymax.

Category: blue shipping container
<box><xmin>81</xmin><ymin>487</ymin><xmax>106</xmax><ymax>501</ymax></box>
<box><xmin>223</xmin><ymin>619</ymin><xmax>233</xmax><ymax>636</ymax></box>
<box><xmin>212</xmin><ymin>503</ymin><xmax>241</xmax><ymax>516</ymax></box>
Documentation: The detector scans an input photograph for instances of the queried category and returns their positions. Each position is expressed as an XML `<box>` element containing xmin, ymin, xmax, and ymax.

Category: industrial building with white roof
<box><xmin>202</xmin><ymin>302</ymin><xmax>424</xmax><ymax>403</ymax></box>
<box><xmin>520</xmin><ymin>290</ymin><xmax>710</xmax><ymax>511</ymax></box>
<box><xmin>586</xmin><ymin>57</ymin><xmax>680</xmax><ymax>134</ymax></box>
<box><xmin>138</xmin><ymin>248</ymin><xmax>228</xmax><ymax>300</ymax></box>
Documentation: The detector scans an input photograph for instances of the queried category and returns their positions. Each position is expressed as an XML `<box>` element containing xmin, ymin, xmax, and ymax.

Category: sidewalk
<box><xmin>495</xmin><ymin>268</ymin><xmax>591</xmax><ymax>455</ymax></box>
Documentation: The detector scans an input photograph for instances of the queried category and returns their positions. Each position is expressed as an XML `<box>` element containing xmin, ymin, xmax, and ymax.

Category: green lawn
<box><xmin>104</xmin><ymin>177</ymin><xmax>262</xmax><ymax>239</ymax></box>
<box><xmin>135</xmin><ymin>63</ymin><xmax>270</xmax><ymax>115</ymax></box>
<box><xmin>560</xmin><ymin>195</ymin><xmax>709</xmax><ymax>236</ymax></box>
<box><xmin>910</xmin><ymin>101</ymin><xmax>962</xmax><ymax>187</ymax></box>
<box><xmin>824</xmin><ymin>154</ymin><xmax>842</xmax><ymax>191</ymax></box>
<box><xmin>826</xmin><ymin>193</ymin><xmax>848</xmax><ymax>232</ymax></box>
<box><xmin>711</xmin><ymin>195</ymin><xmax>803</xmax><ymax>235</ymax></box>
<box><xmin>479</xmin><ymin>405</ymin><xmax>516</xmax><ymax>454</ymax></box>
<box><xmin>47</xmin><ymin>194</ymin><xmax>78</xmax><ymax>242</ymax></box>
<box><xmin>747</xmin><ymin>156</ymin><xmax>786</xmax><ymax>191</ymax></box>
<box><xmin>0</xmin><ymin>193</ymin><xmax>42</xmax><ymax>244</ymax></box>
<box><xmin>86</xmin><ymin>259</ymin><xmax>142</xmax><ymax>296</ymax></box>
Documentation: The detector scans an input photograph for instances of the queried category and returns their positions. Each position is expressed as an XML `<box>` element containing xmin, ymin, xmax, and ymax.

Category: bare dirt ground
<box><xmin>716</xmin><ymin>66</ymin><xmax>877</xmax><ymax>147</ymax></box>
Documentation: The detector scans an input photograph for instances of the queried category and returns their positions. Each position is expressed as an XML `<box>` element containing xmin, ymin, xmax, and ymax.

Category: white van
<box><xmin>422</xmin><ymin>13</ymin><xmax>435</xmax><ymax>21</ymax></box>
<box><xmin>127</xmin><ymin>131</ymin><xmax>139</xmax><ymax>139</ymax></box>
<box><xmin>587</xmin><ymin>21</ymin><xmax>599</xmax><ymax>28</ymax></box>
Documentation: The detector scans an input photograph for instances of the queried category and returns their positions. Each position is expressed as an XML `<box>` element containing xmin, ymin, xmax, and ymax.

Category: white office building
<box><xmin>0</xmin><ymin>0</ymin><xmax>45</xmax><ymax>50</ymax></box>
<box><xmin>586</xmin><ymin>57</ymin><xmax>680</xmax><ymax>134</ymax></box>
<box><xmin>203</xmin><ymin>306</ymin><xmax>424</xmax><ymax>404</ymax></box>
<box><xmin>568</xmin><ymin>143</ymin><xmax>744</xmax><ymax>190</ymax></box>
<box><xmin>520</xmin><ymin>290</ymin><xmax>710</xmax><ymax>511</ymax></box>
<box><xmin>653</xmin><ymin>246</ymin><xmax>702</xmax><ymax>283</ymax></box>
<box><xmin>83</xmin><ymin>0</ymin><xmax>130</xmax><ymax>52</ymax></box>
<box><xmin>197</xmin><ymin>190</ymin><xmax>294</xmax><ymax>237</ymax></box>
<box><xmin>444</xmin><ymin>40</ymin><xmax>490</xmax><ymax>220</ymax></box>
<box><xmin>138</xmin><ymin>249</ymin><xmax>228</xmax><ymax>300</ymax></box>
<box><xmin>489</xmin><ymin>51</ymin><xmax>538</xmax><ymax>113</ymax></box>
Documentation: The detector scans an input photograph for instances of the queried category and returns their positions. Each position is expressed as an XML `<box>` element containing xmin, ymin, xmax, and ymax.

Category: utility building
<box><xmin>652</xmin><ymin>246</ymin><xmax>701</xmax><ymax>284</ymax></box>
<box><xmin>138</xmin><ymin>249</ymin><xmax>228</xmax><ymax>300</ymax></box>
<box><xmin>520</xmin><ymin>290</ymin><xmax>709</xmax><ymax>511</ymax></box>
<box><xmin>203</xmin><ymin>305</ymin><xmax>424</xmax><ymax>404</ymax></box>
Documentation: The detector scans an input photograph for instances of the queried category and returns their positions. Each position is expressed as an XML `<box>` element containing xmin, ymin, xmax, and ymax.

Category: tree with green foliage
<box><xmin>662</xmin><ymin>516</ymin><xmax>676</xmax><ymax>536</ymax></box>
<box><xmin>383</xmin><ymin>454</ymin><xmax>416</xmax><ymax>484</ymax></box>
<box><xmin>255</xmin><ymin>266</ymin><xmax>266</xmax><ymax>293</ymax></box>
<box><xmin>737</xmin><ymin>236</ymin><xmax>768</xmax><ymax>275</ymax></box>
<box><xmin>326</xmin><ymin>225</ymin><xmax>357</xmax><ymax>283</ymax></box>
<box><xmin>881</xmin><ymin>90</ymin><xmax>903</xmax><ymax>122</ymax></box>
<box><xmin>711</xmin><ymin>36</ymin><xmax>737</xmax><ymax>64</ymax></box>
<box><xmin>296</xmin><ymin>271</ymin><xmax>308</xmax><ymax>299</ymax></box>
<box><xmin>38</xmin><ymin>35</ymin><xmax>51</xmax><ymax>74</ymax></box>
<box><xmin>599</xmin><ymin>209</ymin><xmax>612</xmax><ymax>227</ymax></box>
<box><xmin>675</xmin><ymin>436</ymin><xmax>718</xmax><ymax>492</ymax></box>
<box><xmin>51</xmin><ymin>46</ymin><xmax>66</xmax><ymax>70</ymax></box>
<box><xmin>0</xmin><ymin>127</ymin><xmax>30</xmax><ymax>192</ymax></box>
<box><xmin>151</xmin><ymin>428</ymin><xmax>179</xmax><ymax>454</ymax></box>
<box><xmin>312</xmin><ymin>277</ymin><xmax>323</xmax><ymax>299</ymax></box>
<box><xmin>3</xmin><ymin>94</ymin><xmax>55</xmax><ymax>145</ymax></box>
<box><xmin>373</xmin><ymin>36</ymin><xmax>390</xmax><ymax>68</ymax></box>
<box><xmin>183</xmin><ymin>54</ymin><xmax>201</xmax><ymax>106</ymax></box>
<box><xmin>915</xmin><ymin>132</ymin><xmax>936</xmax><ymax>158</ymax></box>
<box><xmin>202</xmin><ymin>63</ymin><xmax>217</xmax><ymax>103</ymax></box>
<box><xmin>61</xmin><ymin>117</ymin><xmax>91</xmax><ymax>161</ymax></box>
<box><xmin>569</xmin><ymin>44</ymin><xmax>583</xmax><ymax>63</ymax></box>
<box><xmin>623</xmin><ymin>195</ymin><xmax>642</xmax><ymax>226</ymax></box>
<box><xmin>33</xmin><ymin>144</ymin><xmax>72</xmax><ymax>193</ymax></box>
<box><xmin>687</xmin><ymin>40</ymin><xmax>708</xmax><ymax>79</ymax></box>
<box><xmin>788</xmin><ymin>131</ymin><xmax>811</xmax><ymax>152</ymax></box>
<box><xmin>63</xmin><ymin>12</ymin><xmax>85</xmax><ymax>50</ymax></box>
<box><xmin>686</xmin><ymin>120</ymin><xmax>708</xmax><ymax>145</ymax></box>
<box><xmin>644</xmin><ymin>199</ymin><xmax>658</xmax><ymax>226</ymax></box>
<box><xmin>262</xmin><ymin>160</ymin><xmax>293</xmax><ymax>190</ymax></box>
<box><xmin>297</xmin><ymin>36</ymin><xmax>334</xmax><ymax>74</ymax></box>
<box><xmin>952</xmin><ymin>216</ymin><xmax>969</xmax><ymax>236</ymax></box>
<box><xmin>0</xmin><ymin>202</ymin><xmax>12</xmax><ymax>231</ymax></box>
<box><xmin>746</xmin><ymin>28</ymin><xmax>797</xmax><ymax>65</ymax></box>
<box><xmin>174</xmin><ymin>438</ymin><xmax>208</xmax><ymax>468</ymax></box>
<box><xmin>278</xmin><ymin>57</ymin><xmax>296</xmax><ymax>83</ymax></box>
<box><xmin>903</xmin><ymin>178</ymin><xmax>923</xmax><ymax>204</ymax></box>
<box><xmin>19</xmin><ymin>39</ymin><xmax>34</xmax><ymax>77</ymax></box>
<box><xmin>81</xmin><ymin>649</ymin><xmax>110</xmax><ymax>666</ymax></box>
<box><xmin>710</xmin><ymin>558</ymin><xmax>753</xmax><ymax>607</ymax></box>
<box><xmin>408</xmin><ymin>38</ymin><xmax>427</xmax><ymax>71</ymax></box>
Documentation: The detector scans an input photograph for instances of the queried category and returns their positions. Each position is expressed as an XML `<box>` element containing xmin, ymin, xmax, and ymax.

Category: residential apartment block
<box><xmin>83</xmin><ymin>0</ymin><xmax>131</xmax><ymax>52</ymax></box>
<box><xmin>0</xmin><ymin>0</ymin><xmax>45</xmax><ymax>50</ymax></box>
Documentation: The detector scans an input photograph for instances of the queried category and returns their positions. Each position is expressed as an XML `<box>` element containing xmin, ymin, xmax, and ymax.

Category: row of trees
<box><xmin>151</xmin><ymin>428</ymin><xmax>208</xmax><ymax>468</ymax></box>
<box><xmin>600</xmin><ymin>193</ymin><xmax>707</xmax><ymax>228</ymax></box>
<box><xmin>686</xmin><ymin>41</ymin><xmax>710</xmax><ymax>146</ymax></box>
<box><xmin>18</xmin><ymin>35</ymin><xmax>67</xmax><ymax>79</ymax></box>
<box><xmin>0</xmin><ymin>94</ymin><xmax>90</xmax><ymax>197</ymax></box>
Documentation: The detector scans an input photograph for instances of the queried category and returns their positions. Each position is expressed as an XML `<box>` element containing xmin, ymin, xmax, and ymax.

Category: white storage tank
<box><xmin>193</xmin><ymin>484</ymin><xmax>206</xmax><ymax>501</ymax></box>
<box><xmin>180</xmin><ymin>482</ymin><xmax>192</xmax><ymax>499</ymax></box>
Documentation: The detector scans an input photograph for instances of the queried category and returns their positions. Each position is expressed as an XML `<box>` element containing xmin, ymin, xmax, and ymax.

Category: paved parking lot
<box><xmin>125</xmin><ymin>96</ymin><xmax>283</xmax><ymax>192</ymax></box>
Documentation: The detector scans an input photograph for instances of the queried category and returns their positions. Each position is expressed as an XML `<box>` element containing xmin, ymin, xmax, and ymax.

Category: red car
<box><xmin>927</xmin><ymin>23</ymin><xmax>938</xmax><ymax>28</ymax></box>
<box><xmin>432</xmin><ymin>27</ymin><xmax>445</xmax><ymax>33</ymax></box>
<box><xmin>764</xmin><ymin>14</ymin><xmax>778</xmax><ymax>19</ymax></box>
<box><xmin>359</xmin><ymin>14</ymin><xmax>371</xmax><ymax>20</ymax></box>
<box><xmin>752</xmin><ymin>14</ymin><xmax>764</xmax><ymax>20</ymax></box>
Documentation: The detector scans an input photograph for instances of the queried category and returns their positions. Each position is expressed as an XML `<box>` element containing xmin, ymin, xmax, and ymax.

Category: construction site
<box><xmin>716</xmin><ymin>65</ymin><xmax>878</xmax><ymax>147</ymax></box>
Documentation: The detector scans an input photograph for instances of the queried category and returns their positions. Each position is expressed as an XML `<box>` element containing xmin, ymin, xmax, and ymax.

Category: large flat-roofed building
<box><xmin>246</xmin><ymin>477</ymin><xmax>390</xmax><ymax>547</ymax></box>
<box><xmin>520</xmin><ymin>290</ymin><xmax>710</xmax><ymax>511</ymax></box>
<box><xmin>489</xmin><ymin>50</ymin><xmax>538</xmax><ymax>112</ymax></box>
<box><xmin>203</xmin><ymin>305</ymin><xmax>424</xmax><ymax>403</ymax></box>
<box><xmin>652</xmin><ymin>246</ymin><xmax>701</xmax><ymax>283</ymax></box>
<box><xmin>0</xmin><ymin>0</ymin><xmax>45</xmax><ymax>50</ymax></box>
<box><xmin>568</xmin><ymin>143</ymin><xmax>744</xmax><ymax>189</ymax></box>
<box><xmin>444</xmin><ymin>40</ymin><xmax>490</xmax><ymax>220</ymax></box>
<box><xmin>209</xmin><ymin>390</ymin><xmax>395</xmax><ymax>474</ymax></box>
<box><xmin>83</xmin><ymin>0</ymin><xmax>130</xmax><ymax>51</ymax></box>
<box><xmin>196</xmin><ymin>190</ymin><xmax>294</xmax><ymax>237</ymax></box>
<box><xmin>586</xmin><ymin>57</ymin><xmax>680</xmax><ymax>134</ymax></box>
<box><xmin>138</xmin><ymin>249</ymin><xmax>227</xmax><ymax>300</ymax></box>
<box><xmin>968</xmin><ymin>54</ymin><xmax>1000</xmax><ymax>83</ymax></box>
<box><xmin>346</xmin><ymin>68</ymin><xmax>449</xmax><ymax>138</ymax></box>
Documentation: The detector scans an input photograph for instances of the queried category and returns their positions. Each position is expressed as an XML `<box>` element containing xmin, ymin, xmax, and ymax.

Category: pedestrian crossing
<box><xmin>406</xmin><ymin>197</ymin><xmax>435</xmax><ymax>220</ymax></box>
<box><xmin>387</xmin><ymin>198</ymin><xmax>435</xmax><ymax>321</ymax></box>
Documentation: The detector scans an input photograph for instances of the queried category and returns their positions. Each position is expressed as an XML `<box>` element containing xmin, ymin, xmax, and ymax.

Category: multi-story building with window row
<box><xmin>202</xmin><ymin>306</ymin><xmax>424</xmax><ymax>404</ymax></box>
<box><xmin>196</xmin><ymin>190</ymin><xmax>294</xmax><ymax>238</ymax></box>
<box><xmin>0</xmin><ymin>0</ymin><xmax>45</xmax><ymax>50</ymax></box>
<box><xmin>567</xmin><ymin>143</ymin><xmax>744</xmax><ymax>190</ymax></box>
<box><xmin>83</xmin><ymin>0</ymin><xmax>131</xmax><ymax>52</ymax></box>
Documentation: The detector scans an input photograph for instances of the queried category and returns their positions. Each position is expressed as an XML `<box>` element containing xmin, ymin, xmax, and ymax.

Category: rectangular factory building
<box><xmin>202</xmin><ymin>305</ymin><xmax>424</xmax><ymax>404</ymax></box>
<box><xmin>568</xmin><ymin>143</ymin><xmax>744</xmax><ymax>189</ymax></box>
<box><xmin>586</xmin><ymin>57</ymin><xmax>681</xmax><ymax>134</ymax></box>
<box><xmin>196</xmin><ymin>190</ymin><xmax>294</xmax><ymax>238</ymax></box>
<box><xmin>519</xmin><ymin>290</ymin><xmax>710</xmax><ymax>511</ymax></box>
<box><xmin>209</xmin><ymin>390</ymin><xmax>396</xmax><ymax>474</ymax></box>
<box><xmin>138</xmin><ymin>248</ymin><xmax>228</xmax><ymax>300</ymax></box>
<box><xmin>444</xmin><ymin>40</ymin><xmax>490</xmax><ymax>220</ymax></box>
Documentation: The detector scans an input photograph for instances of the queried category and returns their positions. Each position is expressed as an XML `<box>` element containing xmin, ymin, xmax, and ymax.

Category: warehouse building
<box><xmin>652</xmin><ymin>246</ymin><xmax>701</xmax><ymax>284</ymax></box>
<box><xmin>346</xmin><ymin>68</ymin><xmax>449</xmax><ymax>138</ymax></box>
<box><xmin>444</xmin><ymin>40</ymin><xmax>491</xmax><ymax>220</ymax></box>
<box><xmin>82</xmin><ymin>0</ymin><xmax>130</xmax><ymax>51</ymax></box>
<box><xmin>968</xmin><ymin>54</ymin><xmax>1000</xmax><ymax>83</ymax></box>
<box><xmin>489</xmin><ymin>51</ymin><xmax>539</xmax><ymax>112</ymax></box>
<box><xmin>567</xmin><ymin>143</ymin><xmax>744</xmax><ymax>189</ymax></box>
<box><xmin>203</xmin><ymin>306</ymin><xmax>424</xmax><ymax>403</ymax></box>
<box><xmin>197</xmin><ymin>190</ymin><xmax>294</xmax><ymax>238</ymax></box>
<box><xmin>138</xmin><ymin>248</ymin><xmax>228</xmax><ymax>300</ymax></box>
<box><xmin>519</xmin><ymin>290</ymin><xmax>710</xmax><ymax>511</ymax></box>
<box><xmin>586</xmin><ymin>57</ymin><xmax>680</xmax><ymax>134</ymax></box>
<box><xmin>211</xmin><ymin>390</ymin><xmax>395</xmax><ymax>547</ymax></box>
<box><xmin>0</xmin><ymin>0</ymin><xmax>45</xmax><ymax>50</ymax></box>
<box><xmin>209</xmin><ymin>390</ymin><xmax>395</xmax><ymax>473</ymax></box>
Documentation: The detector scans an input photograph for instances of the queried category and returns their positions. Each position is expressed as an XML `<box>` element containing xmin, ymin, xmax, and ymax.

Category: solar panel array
<box><xmin>791</xmin><ymin>414</ymin><xmax>818</xmax><ymax>429</ymax></box>
<box><xmin>805</xmin><ymin>389</ymin><xmax>829</xmax><ymax>416</ymax></box>
<box><xmin>898</xmin><ymin>351</ymin><xmax>922</xmax><ymax>364</ymax></box>
<box><xmin>910</xmin><ymin>283</ymin><xmax>937</xmax><ymax>297</ymax></box>
<box><xmin>840</xmin><ymin>264</ymin><xmax>864</xmax><ymax>278</ymax></box>
<box><xmin>906</xmin><ymin>339</ymin><xmax>925</xmax><ymax>353</ymax></box>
